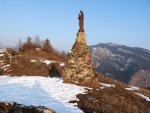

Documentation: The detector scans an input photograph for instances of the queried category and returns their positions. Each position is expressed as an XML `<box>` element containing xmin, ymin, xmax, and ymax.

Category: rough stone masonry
<box><xmin>62</xmin><ymin>11</ymin><xmax>96</xmax><ymax>85</ymax></box>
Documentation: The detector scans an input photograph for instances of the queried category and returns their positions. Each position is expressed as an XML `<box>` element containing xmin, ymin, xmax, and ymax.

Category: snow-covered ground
<box><xmin>0</xmin><ymin>76</ymin><xmax>86</xmax><ymax>113</ymax></box>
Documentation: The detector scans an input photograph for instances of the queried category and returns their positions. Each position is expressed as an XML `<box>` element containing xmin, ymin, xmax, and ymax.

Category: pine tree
<box><xmin>22</xmin><ymin>37</ymin><xmax>33</xmax><ymax>52</ymax></box>
<box><xmin>42</xmin><ymin>39</ymin><xmax>54</xmax><ymax>53</ymax></box>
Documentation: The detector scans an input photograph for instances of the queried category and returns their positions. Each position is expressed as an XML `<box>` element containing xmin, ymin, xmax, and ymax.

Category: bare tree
<box><xmin>18</xmin><ymin>38</ymin><xmax>22</xmax><ymax>52</ymax></box>
<box><xmin>34</xmin><ymin>36</ymin><xmax>41</xmax><ymax>48</ymax></box>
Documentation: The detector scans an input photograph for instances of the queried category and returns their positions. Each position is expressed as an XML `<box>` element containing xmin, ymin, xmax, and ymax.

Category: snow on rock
<box><xmin>100</xmin><ymin>87</ymin><xmax>104</xmax><ymax>89</ymax></box>
<box><xmin>0</xmin><ymin>60</ymin><xmax>4</xmax><ymax>63</ymax></box>
<box><xmin>31</xmin><ymin>59</ymin><xmax>55</xmax><ymax>65</ymax></box>
<box><xmin>135</xmin><ymin>93</ymin><xmax>150</xmax><ymax>102</ymax></box>
<box><xmin>119</xmin><ymin>68</ymin><xmax>124</xmax><ymax>71</ymax></box>
<box><xmin>118</xmin><ymin>48</ymin><xmax>133</xmax><ymax>54</ymax></box>
<box><xmin>69</xmin><ymin>50</ymin><xmax>72</xmax><ymax>53</ymax></box>
<box><xmin>99</xmin><ymin>83</ymin><xmax>115</xmax><ymax>88</ymax></box>
<box><xmin>0</xmin><ymin>76</ymin><xmax>86</xmax><ymax>113</ymax></box>
<box><xmin>0</xmin><ymin>54</ymin><xmax>4</xmax><ymax>57</ymax></box>
<box><xmin>1</xmin><ymin>64</ymin><xmax>10</xmax><ymax>69</ymax></box>
<box><xmin>0</xmin><ymin>48</ymin><xmax>7</xmax><ymax>53</ymax></box>
<box><xmin>108</xmin><ymin>43</ymin><xmax>119</xmax><ymax>46</ymax></box>
<box><xmin>60</xmin><ymin>63</ymin><xmax>65</xmax><ymax>67</ymax></box>
<box><xmin>35</xmin><ymin>48</ymin><xmax>41</xmax><ymax>51</ymax></box>
<box><xmin>31</xmin><ymin>59</ymin><xmax>37</xmax><ymax>63</ymax></box>
<box><xmin>105</xmin><ymin>73</ymin><xmax>111</xmax><ymax>76</ymax></box>
<box><xmin>125</xmin><ymin>86</ymin><xmax>140</xmax><ymax>90</ymax></box>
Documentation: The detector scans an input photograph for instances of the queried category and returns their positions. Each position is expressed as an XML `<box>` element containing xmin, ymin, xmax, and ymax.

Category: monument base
<box><xmin>76</xmin><ymin>32</ymin><xmax>86</xmax><ymax>43</ymax></box>
<box><xmin>62</xmin><ymin>32</ymin><xmax>96</xmax><ymax>85</ymax></box>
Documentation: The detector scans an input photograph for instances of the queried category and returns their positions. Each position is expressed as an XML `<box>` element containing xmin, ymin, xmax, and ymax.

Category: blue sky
<box><xmin>0</xmin><ymin>0</ymin><xmax>150</xmax><ymax>51</ymax></box>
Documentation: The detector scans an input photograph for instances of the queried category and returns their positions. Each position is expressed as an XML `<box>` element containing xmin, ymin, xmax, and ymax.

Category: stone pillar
<box><xmin>63</xmin><ymin>32</ymin><xmax>96</xmax><ymax>85</ymax></box>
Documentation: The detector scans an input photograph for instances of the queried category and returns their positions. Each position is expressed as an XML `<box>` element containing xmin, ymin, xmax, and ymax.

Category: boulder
<box><xmin>0</xmin><ymin>102</ymin><xmax>56</xmax><ymax>113</ymax></box>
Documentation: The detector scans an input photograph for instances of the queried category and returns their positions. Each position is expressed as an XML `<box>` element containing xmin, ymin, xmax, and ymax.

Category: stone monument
<box><xmin>63</xmin><ymin>10</ymin><xmax>96</xmax><ymax>85</ymax></box>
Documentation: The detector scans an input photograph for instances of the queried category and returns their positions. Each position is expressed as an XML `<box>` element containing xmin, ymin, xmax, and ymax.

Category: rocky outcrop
<box><xmin>62</xmin><ymin>32</ymin><xmax>97</xmax><ymax>85</ymax></box>
<box><xmin>0</xmin><ymin>48</ymin><xmax>18</xmax><ymax>75</ymax></box>
<box><xmin>0</xmin><ymin>102</ymin><xmax>56</xmax><ymax>113</ymax></box>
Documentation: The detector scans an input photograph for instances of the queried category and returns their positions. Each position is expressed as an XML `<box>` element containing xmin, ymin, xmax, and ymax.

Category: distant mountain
<box><xmin>89</xmin><ymin>43</ymin><xmax>150</xmax><ymax>84</ymax></box>
<box><xmin>0</xmin><ymin>44</ymin><xmax>16</xmax><ymax>49</ymax></box>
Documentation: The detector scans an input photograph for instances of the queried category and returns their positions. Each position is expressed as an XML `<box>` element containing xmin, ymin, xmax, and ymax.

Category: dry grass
<box><xmin>1</xmin><ymin>48</ymin><xmax>63</xmax><ymax>76</ymax></box>
<box><xmin>21</xmin><ymin>49</ymin><xmax>62</xmax><ymax>61</ymax></box>
<box><xmin>69</xmin><ymin>73</ymin><xmax>150</xmax><ymax>113</ymax></box>
<box><xmin>97</xmin><ymin>73</ymin><xmax>128</xmax><ymax>88</ymax></box>
<box><xmin>9</xmin><ymin>54</ymin><xmax>49</xmax><ymax>76</ymax></box>
<box><xmin>75</xmin><ymin>86</ymin><xmax>150</xmax><ymax>113</ymax></box>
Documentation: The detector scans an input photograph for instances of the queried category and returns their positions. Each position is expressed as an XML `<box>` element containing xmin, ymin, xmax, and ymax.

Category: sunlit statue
<box><xmin>78</xmin><ymin>10</ymin><xmax>84</xmax><ymax>32</ymax></box>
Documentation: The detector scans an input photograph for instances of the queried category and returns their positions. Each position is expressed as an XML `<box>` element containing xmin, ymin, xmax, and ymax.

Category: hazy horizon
<box><xmin>0</xmin><ymin>0</ymin><xmax>150</xmax><ymax>51</ymax></box>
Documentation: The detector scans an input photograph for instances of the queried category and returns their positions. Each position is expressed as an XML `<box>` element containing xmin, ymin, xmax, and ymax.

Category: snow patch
<box><xmin>100</xmin><ymin>87</ymin><xmax>104</xmax><ymax>89</ymax></box>
<box><xmin>0</xmin><ymin>54</ymin><xmax>4</xmax><ymax>57</ymax></box>
<box><xmin>125</xmin><ymin>86</ymin><xmax>139</xmax><ymax>90</ymax></box>
<box><xmin>0</xmin><ymin>76</ymin><xmax>86</xmax><ymax>113</ymax></box>
<box><xmin>31</xmin><ymin>59</ymin><xmax>37</xmax><ymax>63</ymax></box>
<box><xmin>108</xmin><ymin>43</ymin><xmax>119</xmax><ymax>46</ymax></box>
<box><xmin>135</xmin><ymin>93</ymin><xmax>150</xmax><ymax>101</ymax></box>
<box><xmin>36</xmin><ymin>48</ymin><xmax>40</xmax><ymax>51</ymax></box>
<box><xmin>40</xmin><ymin>60</ymin><xmax>55</xmax><ymax>65</ymax></box>
<box><xmin>140</xmin><ymin>70</ymin><xmax>145</xmax><ymax>73</ymax></box>
<box><xmin>118</xmin><ymin>48</ymin><xmax>133</xmax><ymax>54</ymax></box>
<box><xmin>105</xmin><ymin>73</ymin><xmax>111</xmax><ymax>76</ymax></box>
<box><xmin>60</xmin><ymin>63</ymin><xmax>65</xmax><ymax>67</ymax></box>
<box><xmin>119</xmin><ymin>68</ymin><xmax>124</xmax><ymax>71</ymax></box>
<box><xmin>1</xmin><ymin>64</ymin><xmax>10</xmax><ymax>69</ymax></box>
<box><xmin>99</xmin><ymin>83</ymin><xmax>115</xmax><ymax>88</ymax></box>
<box><xmin>0</xmin><ymin>48</ymin><xmax>7</xmax><ymax>53</ymax></box>
<box><xmin>69</xmin><ymin>50</ymin><xmax>72</xmax><ymax>53</ymax></box>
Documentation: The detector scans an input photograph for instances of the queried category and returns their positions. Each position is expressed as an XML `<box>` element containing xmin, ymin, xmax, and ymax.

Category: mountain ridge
<box><xmin>89</xmin><ymin>42</ymin><xmax>150</xmax><ymax>87</ymax></box>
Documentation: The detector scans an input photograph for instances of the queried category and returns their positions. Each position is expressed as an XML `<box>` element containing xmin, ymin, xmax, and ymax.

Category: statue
<box><xmin>78</xmin><ymin>10</ymin><xmax>84</xmax><ymax>32</ymax></box>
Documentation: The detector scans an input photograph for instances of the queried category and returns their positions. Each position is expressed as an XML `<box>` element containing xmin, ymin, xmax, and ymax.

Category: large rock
<box><xmin>0</xmin><ymin>102</ymin><xmax>56</xmax><ymax>113</ymax></box>
<box><xmin>62</xmin><ymin>32</ymin><xmax>97</xmax><ymax>85</ymax></box>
